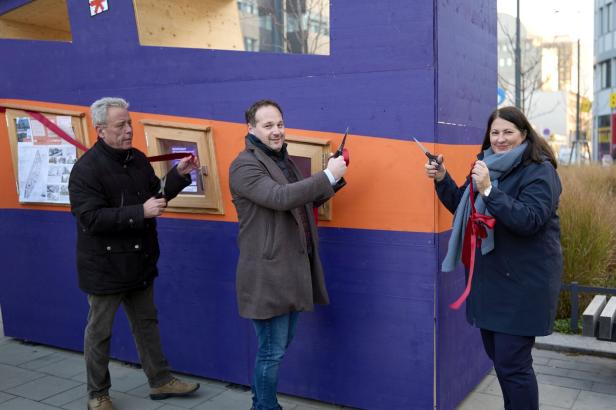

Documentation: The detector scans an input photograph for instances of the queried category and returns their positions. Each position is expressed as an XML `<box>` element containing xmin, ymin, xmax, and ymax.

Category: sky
<box><xmin>497</xmin><ymin>0</ymin><xmax>594</xmax><ymax>95</ymax></box>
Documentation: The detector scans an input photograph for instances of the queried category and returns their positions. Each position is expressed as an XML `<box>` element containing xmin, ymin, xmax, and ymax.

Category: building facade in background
<box><xmin>498</xmin><ymin>13</ymin><xmax>591</xmax><ymax>162</ymax></box>
<box><xmin>594</xmin><ymin>0</ymin><xmax>616</xmax><ymax>161</ymax></box>
<box><xmin>237</xmin><ymin>0</ymin><xmax>330</xmax><ymax>54</ymax></box>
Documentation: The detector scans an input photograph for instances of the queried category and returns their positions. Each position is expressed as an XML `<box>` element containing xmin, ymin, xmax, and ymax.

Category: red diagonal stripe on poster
<box><xmin>4</xmin><ymin>107</ymin><xmax>194</xmax><ymax>163</ymax></box>
<box><xmin>26</xmin><ymin>110</ymin><xmax>90</xmax><ymax>152</ymax></box>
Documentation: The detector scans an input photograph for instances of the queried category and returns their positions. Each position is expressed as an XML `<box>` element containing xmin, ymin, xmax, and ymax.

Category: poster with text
<box><xmin>16</xmin><ymin>116</ymin><xmax>77</xmax><ymax>204</ymax></box>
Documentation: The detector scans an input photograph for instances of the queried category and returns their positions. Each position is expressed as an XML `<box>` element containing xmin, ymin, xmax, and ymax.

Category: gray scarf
<box><xmin>441</xmin><ymin>142</ymin><xmax>527</xmax><ymax>272</ymax></box>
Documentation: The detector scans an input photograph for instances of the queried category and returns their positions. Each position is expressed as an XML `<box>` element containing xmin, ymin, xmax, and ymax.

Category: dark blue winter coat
<box><xmin>436</xmin><ymin>154</ymin><xmax>563</xmax><ymax>336</ymax></box>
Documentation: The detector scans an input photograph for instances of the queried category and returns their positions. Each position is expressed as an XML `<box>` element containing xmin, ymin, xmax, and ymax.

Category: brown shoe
<box><xmin>87</xmin><ymin>395</ymin><xmax>115</xmax><ymax>410</ymax></box>
<box><xmin>150</xmin><ymin>377</ymin><xmax>200</xmax><ymax>400</ymax></box>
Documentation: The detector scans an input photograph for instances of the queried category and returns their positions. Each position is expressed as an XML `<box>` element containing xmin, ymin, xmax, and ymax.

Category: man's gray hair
<box><xmin>90</xmin><ymin>97</ymin><xmax>129</xmax><ymax>127</ymax></box>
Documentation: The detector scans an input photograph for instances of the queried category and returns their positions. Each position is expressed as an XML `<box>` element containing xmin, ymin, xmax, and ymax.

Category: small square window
<box><xmin>0</xmin><ymin>0</ymin><xmax>72</xmax><ymax>42</ymax></box>
<box><xmin>142</xmin><ymin>120</ymin><xmax>224</xmax><ymax>214</ymax></box>
<box><xmin>285</xmin><ymin>135</ymin><xmax>334</xmax><ymax>221</ymax></box>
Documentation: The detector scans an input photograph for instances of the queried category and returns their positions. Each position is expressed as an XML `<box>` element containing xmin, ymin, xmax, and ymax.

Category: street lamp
<box><xmin>515</xmin><ymin>0</ymin><xmax>521</xmax><ymax>109</ymax></box>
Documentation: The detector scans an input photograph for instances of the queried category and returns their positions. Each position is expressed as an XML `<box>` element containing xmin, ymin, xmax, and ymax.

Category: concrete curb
<box><xmin>535</xmin><ymin>332</ymin><xmax>616</xmax><ymax>359</ymax></box>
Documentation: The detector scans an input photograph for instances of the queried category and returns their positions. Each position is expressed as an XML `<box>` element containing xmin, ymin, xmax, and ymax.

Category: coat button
<box><xmin>505</xmin><ymin>272</ymin><xmax>510</xmax><ymax>276</ymax></box>
<box><xmin>134</xmin><ymin>244</ymin><xmax>140</xmax><ymax>249</ymax></box>
<box><xmin>123</xmin><ymin>164</ymin><xmax>127</xmax><ymax>168</ymax></box>
<box><xmin>129</xmin><ymin>218</ymin><xmax>134</xmax><ymax>224</ymax></box>
<box><xmin>106</xmin><ymin>246</ymin><xmax>111</xmax><ymax>251</ymax></box>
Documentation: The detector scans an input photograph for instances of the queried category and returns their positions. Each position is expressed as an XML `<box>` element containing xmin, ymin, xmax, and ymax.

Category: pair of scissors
<box><xmin>413</xmin><ymin>137</ymin><xmax>441</xmax><ymax>170</ymax></box>
<box><xmin>333</xmin><ymin>126</ymin><xmax>350</xmax><ymax>165</ymax></box>
<box><xmin>155</xmin><ymin>176</ymin><xmax>166</xmax><ymax>199</ymax></box>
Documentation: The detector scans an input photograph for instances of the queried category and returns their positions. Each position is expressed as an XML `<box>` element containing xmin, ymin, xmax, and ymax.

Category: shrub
<box><xmin>557</xmin><ymin>165</ymin><xmax>616</xmax><ymax>319</ymax></box>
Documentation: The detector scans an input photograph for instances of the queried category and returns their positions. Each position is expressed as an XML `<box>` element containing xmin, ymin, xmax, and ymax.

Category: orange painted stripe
<box><xmin>0</xmin><ymin>99</ymin><xmax>479</xmax><ymax>233</ymax></box>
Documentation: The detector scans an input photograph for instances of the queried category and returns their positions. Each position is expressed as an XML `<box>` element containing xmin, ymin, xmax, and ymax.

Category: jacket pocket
<box><xmin>262</xmin><ymin>212</ymin><xmax>276</xmax><ymax>260</ymax></box>
<box><xmin>105</xmin><ymin>239</ymin><xmax>143</xmax><ymax>276</ymax></box>
<box><xmin>88</xmin><ymin>239</ymin><xmax>143</xmax><ymax>279</ymax></box>
<box><xmin>500</xmin><ymin>255</ymin><xmax>528</xmax><ymax>286</ymax></box>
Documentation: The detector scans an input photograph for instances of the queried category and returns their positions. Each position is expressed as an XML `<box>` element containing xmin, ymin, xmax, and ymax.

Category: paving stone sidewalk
<box><xmin>1</xmin><ymin>317</ymin><xmax>616</xmax><ymax>410</ymax></box>
<box><xmin>458</xmin><ymin>334</ymin><xmax>616</xmax><ymax>410</ymax></box>
<box><xmin>0</xmin><ymin>335</ymin><xmax>357</xmax><ymax>410</ymax></box>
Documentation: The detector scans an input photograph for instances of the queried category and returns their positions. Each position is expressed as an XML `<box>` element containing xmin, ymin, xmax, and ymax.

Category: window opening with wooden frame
<box><xmin>132</xmin><ymin>0</ymin><xmax>330</xmax><ymax>55</ymax></box>
<box><xmin>142</xmin><ymin>120</ymin><xmax>223</xmax><ymax>214</ymax></box>
<box><xmin>285</xmin><ymin>134</ymin><xmax>333</xmax><ymax>220</ymax></box>
<box><xmin>3</xmin><ymin>104</ymin><xmax>89</xmax><ymax>205</ymax></box>
<box><xmin>0</xmin><ymin>0</ymin><xmax>72</xmax><ymax>42</ymax></box>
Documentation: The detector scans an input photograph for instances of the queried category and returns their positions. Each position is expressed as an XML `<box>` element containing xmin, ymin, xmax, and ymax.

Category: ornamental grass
<box><xmin>556</xmin><ymin>165</ymin><xmax>616</xmax><ymax>319</ymax></box>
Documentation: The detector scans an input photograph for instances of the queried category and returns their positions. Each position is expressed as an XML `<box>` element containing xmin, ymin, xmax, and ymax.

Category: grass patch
<box><xmin>553</xmin><ymin>318</ymin><xmax>581</xmax><ymax>334</ymax></box>
<box><xmin>557</xmin><ymin>165</ymin><xmax>616</xmax><ymax>318</ymax></box>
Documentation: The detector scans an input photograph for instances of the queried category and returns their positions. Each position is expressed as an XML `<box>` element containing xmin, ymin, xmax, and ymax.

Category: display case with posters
<box><xmin>3</xmin><ymin>104</ymin><xmax>89</xmax><ymax>205</ymax></box>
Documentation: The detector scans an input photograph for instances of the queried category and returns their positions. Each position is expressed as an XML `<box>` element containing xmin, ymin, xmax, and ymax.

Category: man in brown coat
<box><xmin>229</xmin><ymin>100</ymin><xmax>347</xmax><ymax>410</ymax></box>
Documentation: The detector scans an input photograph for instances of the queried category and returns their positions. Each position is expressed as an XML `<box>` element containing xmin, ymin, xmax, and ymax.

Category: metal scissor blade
<box><xmin>412</xmin><ymin>137</ymin><xmax>430</xmax><ymax>155</ymax></box>
<box><xmin>339</xmin><ymin>126</ymin><xmax>349</xmax><ymax>151</ymax></box>
<box><xmin>157</xmin><ymin>176</ymin><xmax>167</xmax><ymax>199</ymax></box>
<box><xmin>412</xmin><ymin>137</ymin><xmax>440</xmax><ymax>169</ymax></box>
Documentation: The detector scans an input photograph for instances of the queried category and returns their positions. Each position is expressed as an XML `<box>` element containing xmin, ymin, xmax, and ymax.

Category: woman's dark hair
<box><xmin>245</xmin><ymin>100</ymin><xmax>283</xmax><ymax>126</ymax></box>
<box><xmin>480</xmin><ymin>106</ymin><xmax>557</xmax><ymax>168</ymax></box>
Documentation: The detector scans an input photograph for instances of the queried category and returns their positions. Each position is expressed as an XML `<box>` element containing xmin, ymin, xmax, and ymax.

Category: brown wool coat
<box><xmin>229</xmin><ymin>138</ymin><xmax>335</xmax><ymax>319</ymax></box>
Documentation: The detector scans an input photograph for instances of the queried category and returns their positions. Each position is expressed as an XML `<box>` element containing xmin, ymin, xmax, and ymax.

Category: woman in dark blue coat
<box><xmin>425</xmin><ymin>106</ymin><xmax>562</xmax><ymax>410</ymax></box>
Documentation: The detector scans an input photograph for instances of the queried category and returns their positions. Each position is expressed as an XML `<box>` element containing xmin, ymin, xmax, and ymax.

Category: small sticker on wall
<box><xmin>89</xmin><ymin>0</ymin><xmax>109</xmax><ymax>16</ymax></box>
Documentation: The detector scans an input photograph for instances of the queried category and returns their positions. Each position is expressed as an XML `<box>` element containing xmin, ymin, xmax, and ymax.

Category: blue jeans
<box><xmin>251</xmin><ymin>312</ymin><xmax>299</xmax><ymax>410</ymax></box>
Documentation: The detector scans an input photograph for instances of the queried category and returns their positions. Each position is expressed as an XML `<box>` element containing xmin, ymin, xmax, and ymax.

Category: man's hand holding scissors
<box><xmin>325</xmin><ymin>126</ymin><xmax>350</xmax><ymax>182</ymax></box>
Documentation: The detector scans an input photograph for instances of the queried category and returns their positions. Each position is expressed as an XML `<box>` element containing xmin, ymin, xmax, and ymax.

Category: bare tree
<box><xmin>497</xmin><ymin>17</ymin><xmax>549</xmax><ymax>115</ymax></box>
<box><xmin>284</xmin><ymin>0</ymin><xmax>329</xmax><ymax>55</ymax></box>
<box><xmin>256</xmin><ymin>0</ymin><xmax>329</xmax><ymax>55</ymax></box>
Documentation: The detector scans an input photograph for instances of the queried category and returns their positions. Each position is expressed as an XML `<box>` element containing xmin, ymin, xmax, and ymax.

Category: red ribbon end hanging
<box><xmin>450</xmin><ymin>165</ymin><xmax>496</xmax><ymax>310</ymax></box>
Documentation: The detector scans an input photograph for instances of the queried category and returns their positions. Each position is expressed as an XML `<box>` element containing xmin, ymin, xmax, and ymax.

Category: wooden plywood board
<box><xmin>133</xmin><ymin>0</ymin><xmax>243</xmax><ymax>51</ymax></box>
<box><xmin>0</xmin><ymin>0</ymin><xmax>71</xmax><ymax>41</ymax></box>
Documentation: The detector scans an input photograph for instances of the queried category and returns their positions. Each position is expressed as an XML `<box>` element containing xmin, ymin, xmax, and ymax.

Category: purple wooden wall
<box><xmin>0</xmin><ymin>1</ymin><xmax>496</xmax><ymax>408</ymax></box>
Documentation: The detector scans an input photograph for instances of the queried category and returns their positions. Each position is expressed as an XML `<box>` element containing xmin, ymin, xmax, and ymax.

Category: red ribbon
<box><xmin>449</xmin><ymin>166</ymin><xmax>496</xmax><ymax>310</ymax></box>
<box><xmin>18</xmin><ymin>110</ymin><xmax>191</xmax><ymax>163</ymax></box>
<box><xmin>146</xmin><ymin>152</ymin><xmax>194</xmax><ymax>162</ymax></box>
<box><xmin>26</xmin><ymin>110</ymin><xmax>89</xmax><ymax>152</ymax></box>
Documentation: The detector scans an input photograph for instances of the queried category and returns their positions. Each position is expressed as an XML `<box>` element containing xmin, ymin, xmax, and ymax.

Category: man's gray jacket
<box><xmin>229</xmin><ymin>137</ymin><xmax>336</xmax><ymax>319</ymax></box>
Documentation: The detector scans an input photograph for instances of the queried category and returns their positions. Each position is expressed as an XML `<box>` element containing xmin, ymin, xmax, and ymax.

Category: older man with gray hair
<box><xmin>69</xmin><ymin>97</ymin><xmax>201</xmax><ymax>410</ymax></box>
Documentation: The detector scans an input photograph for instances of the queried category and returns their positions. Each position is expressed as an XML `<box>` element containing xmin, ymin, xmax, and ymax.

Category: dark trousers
<box><xmin>480</xmin><ymin>329</ymin><xmax>538</xmax><ymax>410</ymax></box>
<box><xmin>84</xmin><ymin>284</ymin><xmax>172</xmax><ymax>398</ymax></box>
